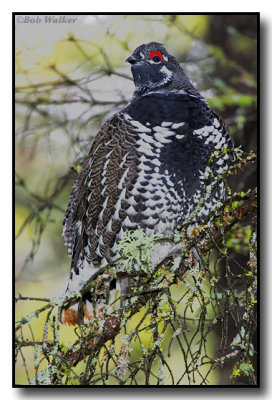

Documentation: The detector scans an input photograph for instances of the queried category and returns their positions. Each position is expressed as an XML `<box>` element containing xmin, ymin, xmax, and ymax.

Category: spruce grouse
<box><xmin>61</xmin><ymin>42</ymin><xmax>234</xmax><ymax>325</ymax></box>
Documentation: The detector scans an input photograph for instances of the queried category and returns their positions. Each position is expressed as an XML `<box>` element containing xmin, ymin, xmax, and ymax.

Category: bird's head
<box><xmin>126</xmin><ymin>42</ymin><xmax>188</xmax><ymax>96</ymax></box>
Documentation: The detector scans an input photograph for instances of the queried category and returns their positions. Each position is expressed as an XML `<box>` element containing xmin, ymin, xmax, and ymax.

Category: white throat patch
<box><xmin>160</xmin><ymin>66</ymin><xmax>173</xmax><ymax>82</ymax></box>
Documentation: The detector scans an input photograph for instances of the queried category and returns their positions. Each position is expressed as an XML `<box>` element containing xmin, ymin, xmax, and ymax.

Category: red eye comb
<box><xmin>148</xmin><ymin>51</ymin><xmax>163</xmax><ymax>61</ymax></box>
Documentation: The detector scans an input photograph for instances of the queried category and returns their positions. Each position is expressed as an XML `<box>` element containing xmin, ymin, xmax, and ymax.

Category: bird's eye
<box><xmin>148</xmin><ymin>51</ymin><xmax>163</xmax><ymax>63</ymax></box>
<box><xmin>152</xmin><ymin>55</ymin><xmax>161</xmax><ymax>63</ymax></box>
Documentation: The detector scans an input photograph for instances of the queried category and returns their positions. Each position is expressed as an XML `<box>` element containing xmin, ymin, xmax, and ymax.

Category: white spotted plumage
<box><xmin>61</xmin><ymin>42</ymin><xmax>234</xmax><ymax>326</ymax></box>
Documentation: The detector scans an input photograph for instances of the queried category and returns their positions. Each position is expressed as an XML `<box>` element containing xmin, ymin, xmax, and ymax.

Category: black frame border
<box><xmin>12</xmin><ymin>11</ymin><xmax>260</xmax><ymax>389</ymax></box>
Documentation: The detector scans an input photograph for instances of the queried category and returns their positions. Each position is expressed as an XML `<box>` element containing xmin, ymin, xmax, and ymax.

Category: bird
<box><xmin>61</xmin><ymin>42</ymin><xmax>234</xmax><ymax>325</ymax></box>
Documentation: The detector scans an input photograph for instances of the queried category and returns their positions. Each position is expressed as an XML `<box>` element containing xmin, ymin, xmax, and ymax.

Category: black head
<box><xmin>126</xmin><ymin>42</ymin><xmax>196</xmax><ymax>97</ymax></box>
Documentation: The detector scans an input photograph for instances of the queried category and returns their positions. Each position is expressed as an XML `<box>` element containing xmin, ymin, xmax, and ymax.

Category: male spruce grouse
<box><xmin>61</xmin><ymin>42</ymin><xmax>234</xmax><ymax>325</ymax></box>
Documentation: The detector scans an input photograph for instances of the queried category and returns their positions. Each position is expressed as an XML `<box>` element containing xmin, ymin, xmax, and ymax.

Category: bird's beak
<box><xmin>126</xmin><ymin>55</ymin><xmax>138</xmax><ymax>65</ymax></box>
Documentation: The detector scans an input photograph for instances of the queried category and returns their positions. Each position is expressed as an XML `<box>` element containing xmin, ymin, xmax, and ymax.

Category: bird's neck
<box><xmin>132</xmin><ymin>72</ymin><xmax>202</xmax><ymax>99</ymax></box>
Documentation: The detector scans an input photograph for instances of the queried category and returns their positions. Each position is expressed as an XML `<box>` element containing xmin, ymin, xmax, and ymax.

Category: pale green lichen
<box><xmin>115</xmin><ymin>227</ymin><xmax>160</xmax><ymax>275</ymax></box>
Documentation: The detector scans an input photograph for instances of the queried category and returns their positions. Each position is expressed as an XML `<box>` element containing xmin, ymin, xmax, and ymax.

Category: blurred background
<box><xmin>15</xmin><ymin>14</ymin><xmax>258</xmax><ymax>385</ymax></box>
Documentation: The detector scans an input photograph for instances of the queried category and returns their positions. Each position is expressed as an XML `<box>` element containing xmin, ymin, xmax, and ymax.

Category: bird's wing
<box><xmin>62</xmin><ymin>111</ymin><xmax>139</xmax><ymax>280</ymax></box>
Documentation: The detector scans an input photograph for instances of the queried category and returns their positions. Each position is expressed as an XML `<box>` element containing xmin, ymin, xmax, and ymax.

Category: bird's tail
<box><xmin>61</xmin><ymin>293</ymin><xmax>97</xmax><ymax>326</ymax></box>
<box><xmin>61</xmin><ymin>279</ymin><xmax>117</xmax><ymax>326</ymax></box>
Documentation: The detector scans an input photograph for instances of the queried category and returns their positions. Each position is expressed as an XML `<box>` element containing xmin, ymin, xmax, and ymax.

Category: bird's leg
<box><xmin>153</xmin><ymin>241</ymin><xmax>202</xmax><ymax>273</ymax></box>
<box><xmin>118</xmin><ymin>276</ymin><xmax>135</xmax><ymax>316</ymax></box>
<box><xmin>192</xmin><ymin>246</ymin><xmax>202</xmax><ymax>269</ymax></box>
<box><xmin>154</xmin><ymin>241</ymin><xmax>185</xmax><ymax>266</ymax></box>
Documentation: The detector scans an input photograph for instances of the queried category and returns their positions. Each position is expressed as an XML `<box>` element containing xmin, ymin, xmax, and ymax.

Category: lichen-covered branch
<box><xmin>15</xmin><ymin>154</ymin><xmax>257</xmax><ymax>385</ymax></box>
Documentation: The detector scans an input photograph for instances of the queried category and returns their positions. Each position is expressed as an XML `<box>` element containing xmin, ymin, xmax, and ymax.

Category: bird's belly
<box><xmin>124</xmin><ymin>175</ymin><xmax>180</xmax><ymax>235</ymax></box>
